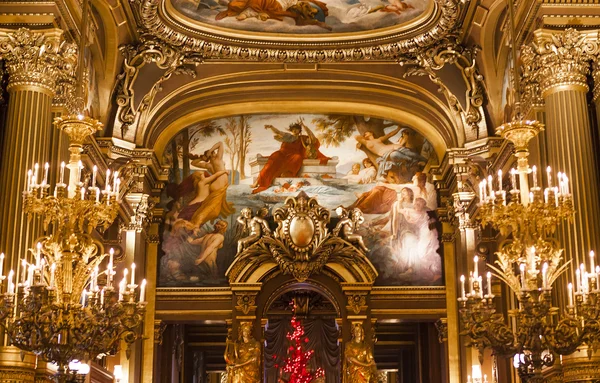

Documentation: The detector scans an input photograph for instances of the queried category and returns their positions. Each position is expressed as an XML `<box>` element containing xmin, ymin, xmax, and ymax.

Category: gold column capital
<box><xmin>593</xmin><ymin>60</ymin><xmax>600</xmax><ymax>102</ymax></box>
<box><xmin>531</xmin><ymin>28</ymin><xmax>599</xmax><ymax>97</ymax></box>
<box><xmin>0</xmin><ymin>28</ymin><xmax>77</xmax><ymax>95</ymax></box>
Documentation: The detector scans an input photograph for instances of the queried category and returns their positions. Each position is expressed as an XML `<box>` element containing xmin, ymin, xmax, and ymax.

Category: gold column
<box><xmin>0</xmin><ymin>27</ymin><xmax>74</xmax><ymax>277</ymax></box>
<box><xmin>533</xmin><ymin>29</ymin><xmax>600</xmax><ymax>291</ymax></box>
<box><xmin>142</xmin><ymin>224</ymin><xmax>160</xmax><ymax>383</ymax></box>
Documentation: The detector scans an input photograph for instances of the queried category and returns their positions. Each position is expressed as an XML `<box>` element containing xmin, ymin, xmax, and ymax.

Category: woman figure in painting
<box><xmin>344</xmin><ymin>158</ymin><xmax>377</xmax><ymax>184</ymax></box>
<box><xmin>412</xmin><ymin>172</ymin><xmax>437</xmax><ymax>210</ymax></box>
<box><xmin>390</xmin><ymin>197</ymin><xmax>439</xmax><ymax>276</ymax></box>
<box><xmin>344</xmin><ymin>323</ymin><xmax>377</xmax><ymax>383</ymax></box>
<box><xmin>187</xmin><ymin>141</ymin><xmax>235</xmax><ymax>226</ymax></box>
<box><xmin>225</xmin><ymin>322</ymin><xmax>261</xmax><ymax>383</ymax></box>
<box><xmin>251</xmin><ymin>118</ymin><xmax>329</xmax><ymax>194</ymax></box>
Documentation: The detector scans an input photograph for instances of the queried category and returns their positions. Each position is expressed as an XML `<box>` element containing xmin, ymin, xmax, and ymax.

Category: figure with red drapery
<box><xmin>251</xmin><ymin>118</ymin><xmax>329</xmax><ymax>194</ymax></box>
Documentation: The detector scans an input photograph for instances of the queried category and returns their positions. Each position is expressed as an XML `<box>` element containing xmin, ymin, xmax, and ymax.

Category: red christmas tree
<box><xmin>278</xmin><ymin>315</ymin><xmax>324</xmax><ymax>383</ymax></box>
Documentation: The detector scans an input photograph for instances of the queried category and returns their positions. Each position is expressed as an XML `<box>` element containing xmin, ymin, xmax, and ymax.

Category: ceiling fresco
<box><xmin>130</xmin><ymin>0</ymin><xmax>464</xmax><ymax>61</ymax></box>
<box><xmin>169</xmin><ymin>0</ymin><xmax>431</xmax><ymax>35</ymax></box>
<box><xmin>158</xmin><ymin>113</ymin><xmax>442</xmax><ymax>288</ymax></box>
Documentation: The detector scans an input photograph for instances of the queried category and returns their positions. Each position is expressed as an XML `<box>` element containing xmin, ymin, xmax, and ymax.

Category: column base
<box><xmin>562</xmin><ymin>349</ymin><xmax>600</xmax><ymax>382</ymax></box>
<box><xmin>0</xmin><ymin>346</ymin><xmax>37</xmax><ymax>383</ymax></box>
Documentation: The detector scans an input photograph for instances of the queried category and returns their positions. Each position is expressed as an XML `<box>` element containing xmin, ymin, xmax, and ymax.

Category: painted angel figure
<box><xmin>236</xmin><ymin>207</ymin><xmax>271</xmax><ymax>254</ymax></box>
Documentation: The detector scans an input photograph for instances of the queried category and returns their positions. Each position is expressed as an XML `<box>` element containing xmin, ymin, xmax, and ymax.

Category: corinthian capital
<box><xmin>533</xmin><ymin>28</ymin><xmax>599</xmax><ymax>96</ymax></box>
<box><xmin>0</xmin><ymin>28</ymin><xmax>77</xmax><ymax>94</ymax></box>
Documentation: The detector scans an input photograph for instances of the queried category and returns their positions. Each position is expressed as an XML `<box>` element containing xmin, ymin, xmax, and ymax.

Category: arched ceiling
<box><xmin>136</xmin><ymin>69</ymin><xmax>463</xmax><ymax>161</ymax></box>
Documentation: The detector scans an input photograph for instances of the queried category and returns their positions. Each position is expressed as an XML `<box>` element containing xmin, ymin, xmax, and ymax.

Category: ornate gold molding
<box><xmin>0</xmin><ymin>28</ymin><xmax>77</xmax><ymax>95</ymax></box>
<box><xmin>154</xmin><ymin>320</ymin><xmax>168</xmax><ymax>345</ymax></box>
<box><xmin>131</xmin><ymin>0</ymin><xmax>464</xmax><ymax>63</ymax></box>
<box><xmin>593</xmin><ymin>59</ymin><xmax>600</xmax><ymax>102</ymax></box>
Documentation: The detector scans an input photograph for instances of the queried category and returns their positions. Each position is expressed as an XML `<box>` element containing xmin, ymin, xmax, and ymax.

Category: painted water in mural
<box><xmin>158</xmin><ymin>114</ymin><xmax>442</xmax><ymax>287</ymax></box>
<box><xmin>170</xmin><ymin>0</ymin><xmax>429</xmax><ymax>34</ymax></box>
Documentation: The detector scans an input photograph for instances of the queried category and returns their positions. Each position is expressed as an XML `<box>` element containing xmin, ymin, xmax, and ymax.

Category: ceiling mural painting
<box><xmin>170</xmin><ymin>0</ymin><xmax>430</xmax><ymax>34</ymax></box>
<box><xmin>158</xmin><ymin>113</ymin><xmax>442</xmax><ymax>288</ymax></box>
<box><xmin>129</xmin><ymin>0</ymin><xmax>464</xmax><ymax>62</ymax></box>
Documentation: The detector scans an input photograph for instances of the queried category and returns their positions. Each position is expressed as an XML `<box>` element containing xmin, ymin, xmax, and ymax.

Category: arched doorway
<box><xmin>263</xmin><ymin>282</ymin><xmax>341</xmax><ymax>382</ymax></box>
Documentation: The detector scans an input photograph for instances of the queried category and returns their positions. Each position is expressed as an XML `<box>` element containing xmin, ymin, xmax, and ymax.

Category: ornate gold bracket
<box><xmin>114</xmin><ymin>34</ymin><xmax>202</xmax><ymax>139</ymax></box>
<box><xmin>399</xmin><ymin>33</ymin><xmax>487</xmax><ymax>141</ymax></box>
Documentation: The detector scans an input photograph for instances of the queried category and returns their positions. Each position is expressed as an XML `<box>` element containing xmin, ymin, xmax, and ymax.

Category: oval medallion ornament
<box><xmin>289</xmin><ymin>215</ymin><xmax>315</xmax><ymax>248</ymax></box>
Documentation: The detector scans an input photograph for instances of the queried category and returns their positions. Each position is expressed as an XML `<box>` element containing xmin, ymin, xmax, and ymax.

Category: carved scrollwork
<box><xmin>345</xmin><ymin>292</ymin><xmax>368</xmax><ymax>315</ymax></box>
<box><xmin>399</xmin><ymin>33</ymin><xmax>487</xmax><ymax>140</ymax></box>
<box><xmin>235</xmin><ymin>292</ymin><xmax>258</xmax><ymax>315</ymax></box>
<box><xmin>114</xmin><ymin>34</ymin><xmax>202</xmax><ymax>138</ymax></box>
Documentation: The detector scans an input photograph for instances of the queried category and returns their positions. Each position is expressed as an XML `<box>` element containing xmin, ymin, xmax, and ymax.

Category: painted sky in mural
<box><xmin>159</xmin><ymin>114</ymin><xmax>441</xmax><ymax>287</ymax></box>
<box><xmin>170</xmin><ymin>0</ymin><xmax>428</xmax><ymax>34</ymax></box>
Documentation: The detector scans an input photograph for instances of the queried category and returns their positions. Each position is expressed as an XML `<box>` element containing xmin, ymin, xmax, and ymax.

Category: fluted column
<box><xmin>532</xmin><ymin>29</ymin><xmax>600</xmax><ymax>293</ymax></box>
<box><xmin>0</xmin><ymin>28</ymin><xmax>75</xmax><ymax>275</ymax></box>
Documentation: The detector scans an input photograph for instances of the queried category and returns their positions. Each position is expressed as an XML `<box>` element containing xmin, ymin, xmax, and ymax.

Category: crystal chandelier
<box><xmin>0</xmin><ymin>117</ymin><xmax>146</xmax><ymax>383</ymax></box>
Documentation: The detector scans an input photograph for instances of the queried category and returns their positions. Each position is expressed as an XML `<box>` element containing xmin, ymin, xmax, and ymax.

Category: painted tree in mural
<box><xmin>278</xmin><ymin>315</ymin><xmax>325</xmax><ymax>383</ymax></box>
<box><xmin>223</xmin><ymin>115</ymin><xmax>252</xmax><ymax>180</ymax></box>
<box><xmin>312</xmin><ymin>115</ymin><xmax>400</xmax><ymax>165</ymax></box>
<box><xmin>168</xmin><ymin>121</ymin><xmax>224</xmax><ymax>181</ymax></box>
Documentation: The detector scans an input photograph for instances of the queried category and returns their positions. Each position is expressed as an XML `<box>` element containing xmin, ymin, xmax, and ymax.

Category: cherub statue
<box><xmin>334</xmin><ymin>206</ymin><xmax>369</xmax><ymax>252</ymax></box>
<box><xmin>237</xmin><ymin>207</ymin><xmax>271</xmax><ymax>254</ymax></box>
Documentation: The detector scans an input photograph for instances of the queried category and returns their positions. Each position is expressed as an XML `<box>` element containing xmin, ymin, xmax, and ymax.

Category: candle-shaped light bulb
<box><xmin>482</xmin><ymin>179</ymin><xmax>487</xmax><ymax>200</ymax></box>
<box><xmin>115</xmin><ymin>178</ymin><xmax>121</xmax><ymax>197</ymax></box>
<box><xmin>27</xmin><ymin>265</ymin><xmax>34</xmax><ymax>286</ymax></box>
<box><xmin>81</xmin><ymin>187</ymin><xmax>86</xmax><ymax>200</ymax></box>
<box><xmin>520</xmin><ymin>263</ymin><xmax>526</xmax><ymax>289</ymax></box>
<box><xmin>568</xmin><ymin>283</ymin><xmax>574</xmax><ymax>306</ymax></box>
<box><xmin>43</xmin><ymin>162</ymin><xmax>49</xmax><ymax>185</ymax></box>
<box><xmin>93</xmin><ymin>266</ymin><xmax>99</xmax><ymax>291</ymax></box>
<box><xmin>486</xmin><ymin>272</ymin><xmax>492</xmax><ymax>297</ymax></box>
<box><xmin>547</xmin><ymin>166</ymin><xmax>552</xmax><ymax>188</ymax></box>
<box><xmin>123</xmin><ymin>268</ymin><xmax>129</xmax><ymax>286</ymax></box>
<box><xmin>487</xmin><ymin>175</ymin><xmax>494</xmax><ymax>199</ymax></box>
<box><xmin>20</xmin><ymin>259</ymin><xmax>27</xmax><ymax>284</ymax></box>
<box><xmin>460</xmin><ymin>275</ymin><xmax>466</xmax><ymax>299</ymax></box>
<box><xmin>113</xmin><ymin>171</ymin><xmax>119</xmax><ymax>192</ymax></box>
<box><xmin>564</xmin><ymin>175</ymin><xmax>569</xmax><ymax>195</ymax></box>
<box><xmin>590</xmin><ymin>251</ymin><xmax>595</xmax><ymax>274</ymax></box>
<box><xmin>100</xmin><ymin>288</ymin><xmax>105</xmax><ymax>306</ymax></box>
<box><xmin>81</xmin><ymin>289</ymin><xmax>87</xmax><ymax>306</ymax></box>
<box><xmin>498</xmin><ymin>169</ymin><xmax>503</xmax><ymax>192</ymax></box>
<box><xmin>529</xmin><ymin>192</ymin><xmax>534</xmax><ymax>203</ymax></box>
<box><xmin>140</xmin><ymin>279</ymin><xmax>147</xmax><ymax>302</ymax></box>
<box><xmin>473</xmin><ymin>255</ymin><xmax>479</xmax><ymax>280</ymax></box>
<box><xmin>576</xmin><ymin>268</ymin><xmax>581</xmax><ymax>293</ymax></box>
<box><xmin>479</xmin><ymin>181</ymin><xmax>484</xmax><ymax>201</ymax></box>
<box><xmin>7</xmin><ymin>270</ymin><xmax>14</xmax><ymax>294</ymax></box>
<box><xmin>78</xmin><ymin>160</ymin><xmax>84</xmax><ymax>184</ymax></box>
<box><xmin>60</xmin><ymin>161</ymin><xmax>65</xmax><ymax>184</ymax></box>
<box><xmin>510</xmin><ymin>168</ymin><xmax>517</xmax><ymax>191</ymax></box>
<box><xmin>131</xmin><ymin>263</ymin><xmax>136</xmax><ymax>285</ymax></box>
<box><xmin>33</xmin><ymin>163</ymin><xmax>39</xmax><ymax>186</ymax></box>
<box><xmin>50</xmin><ymin>263</ymin><xmax>56</xmax><ymax>288</ymax></box>
<box><xmin>27</xmin><ymin>169</ymin><xmax>33</xmax><ymax>192</ymax></box>
<box><xmin>542</xmin><ymin>262</ymin><xmax>548</xmax><ymax>289</ymax></box>
<box><xmin>105</xmin><ymin>169</ymin><xmax>111</xmax><ymax>191</ymax></box>
<box><xmin>36</xmin><ymin>242</ymin><xmax>42</xmax><ymax>268</ymax></box>
<box><xmin>532</xmin><ymin>165</ymin><xmax>538</xmax><ymax>188</ymax></box>
<box><xmin>92</xmin><ymin>165</ymin><xmax>97</xmax><ymax>188</ymax></box>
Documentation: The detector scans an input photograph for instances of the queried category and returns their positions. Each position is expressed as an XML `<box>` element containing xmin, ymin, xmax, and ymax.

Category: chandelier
<box><xmin>0</xmin><ymin>116</ymin><xmax>146</xmax><ymax>383</ymax></box>
<box><xmin>457</xmin><ymin>1</ymin><xmax>600</xmax><ymax>381</ymax></box>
